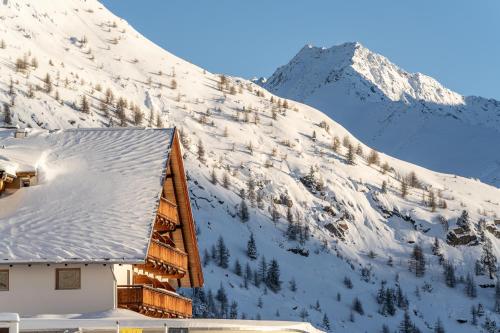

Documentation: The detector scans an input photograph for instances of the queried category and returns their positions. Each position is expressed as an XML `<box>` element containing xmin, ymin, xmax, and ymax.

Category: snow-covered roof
<box><xmin>0</xmin><ymin>128</ymin><xmax>175</xmax><ymax>263</ymax></box>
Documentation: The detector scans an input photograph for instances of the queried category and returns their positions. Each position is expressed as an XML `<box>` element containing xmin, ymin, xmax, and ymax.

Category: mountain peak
<box><xmin>267</xmin><ymin>42</ymin><xmax>464</xmax><ymax>106</ymax></box>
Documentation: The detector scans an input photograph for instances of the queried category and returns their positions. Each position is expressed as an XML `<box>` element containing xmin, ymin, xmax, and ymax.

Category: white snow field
<box><xmin>262</xmin><ymin>43</ymin><xmax>500</xmax><ymax>187</ymax></box>
<box><xmin>0</xmin><ymin>1</ymin><xmax>499</xmax><ymax>332</ymax></box>
<box><xmin>0</xmin><ymin>128</ymin><xmax>173</xmax><ymax>262</ymax></box>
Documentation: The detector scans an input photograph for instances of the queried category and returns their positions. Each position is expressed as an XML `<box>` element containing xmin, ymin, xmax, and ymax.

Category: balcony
<box><xmin>135</xmin><ymin>240</ymin><xmax>188</xmax><ymax>278</ymax></box>
<box><xmin>158</xmin><ymin>197</ymin><xmax>179</xmax><ymax>224</ymax></box>
<box><xmin>117</xmin><ymin>285</ymin><xmax>192</xmax><ymax>318</ymax></box>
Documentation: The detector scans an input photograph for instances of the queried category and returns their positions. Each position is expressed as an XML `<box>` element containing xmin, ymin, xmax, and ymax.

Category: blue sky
<box><xmin>101</xmin><ymin>0</ymin><xmax>500</xmax><ymax>99</ymax></box>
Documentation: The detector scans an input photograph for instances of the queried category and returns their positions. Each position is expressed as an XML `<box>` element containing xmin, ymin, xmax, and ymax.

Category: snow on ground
<box><xmin>0</xmin><ymin>1</ymin><xmax>499</xmax><ymax>332</ymax></box>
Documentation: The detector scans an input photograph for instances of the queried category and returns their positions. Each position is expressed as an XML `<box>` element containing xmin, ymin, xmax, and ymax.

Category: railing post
<box><xmin>164</xmin><ymin>323</ymin><xmax>168</xmax><ymax>333</ymax></box>
<box><xmin>116</xmin><ymin>321</ymin><xmax>120</xmax><ymax>333</ymax></box>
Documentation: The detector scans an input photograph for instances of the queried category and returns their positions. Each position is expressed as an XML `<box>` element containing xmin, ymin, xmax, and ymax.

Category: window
<box><xmin>56</xmin><ymin>268</ymin><xmax>81</xmax><ymax>290</ymax></box>
<box><xmin>0</xmin><ymin>270</ymin><xmax>8</xmax><ymax>291</ymax></box>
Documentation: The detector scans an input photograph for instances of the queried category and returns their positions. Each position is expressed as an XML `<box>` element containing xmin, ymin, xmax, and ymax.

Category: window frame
<box><xmin>0</xmin><ymin>270</ymin><xmax>8</xmax><ymax>291</ymax></box>
<box><xmin>55</xmin><ymin>268</ymin><xmax>81</xmax><ymax>290</ymax></box>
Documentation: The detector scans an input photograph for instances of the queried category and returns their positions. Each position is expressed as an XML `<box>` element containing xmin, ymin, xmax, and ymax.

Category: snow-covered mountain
<box><xmin>262</xmin><ymin>43</ymin><xmax>500</xmax><ymax>187</ymax></box>
<box><xmin>1</xmin><ymin>1</ymin><xmax>500</xmax><ymax>332</ymax></box>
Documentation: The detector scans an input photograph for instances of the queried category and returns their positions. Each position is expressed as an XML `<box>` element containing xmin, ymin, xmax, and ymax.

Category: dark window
<box><xmin>0</xmin><ymin>270</ymin><xmax>8</xmax><ymax>291</ymax></box>
<box><xmin>56</xmin><ymin>268</ymin><xmax>81</xmax><ymax>290</ymax></box>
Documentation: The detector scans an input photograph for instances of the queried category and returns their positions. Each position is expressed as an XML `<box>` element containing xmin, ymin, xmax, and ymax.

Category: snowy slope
<box><xmin>0</xmin><ymin>1</ymin><xmax>499</xmax><ymax>332</ymax></box>
<box><xmin>262</xmin><ymin>43</ymin><xmax>500</xmax><ymax>187</ymax></box>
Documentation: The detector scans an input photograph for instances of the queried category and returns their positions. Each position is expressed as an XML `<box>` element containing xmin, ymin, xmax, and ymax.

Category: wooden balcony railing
<box><xmin>117</xmin><ymin>285</ymin><xmax>192</xmax><ymax>318</ymax></box>
<box><xmin>149</xmin><ymin>240</ymin><xmax>188</xmax><ymax>271</ymax></box>
<box><xmin>135</xmin><ymin>240</ymin><xmax>188</xmax><ymax>278</ymax></box>
<box><xmin>158</xmin><ymin>197</ymin><xmax>179</xmax><ymax>224</ymax></box>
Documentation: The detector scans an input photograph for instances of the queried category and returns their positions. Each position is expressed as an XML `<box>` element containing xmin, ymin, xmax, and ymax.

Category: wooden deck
<box><xmin>117</xmin><ymin>285</ymin><xmax>192</xmax><ymax>318</ymax></box>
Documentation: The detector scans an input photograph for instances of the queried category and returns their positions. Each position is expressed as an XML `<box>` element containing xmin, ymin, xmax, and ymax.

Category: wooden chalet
<box><xmin>117</xmin><ymin>129</ymin><xmax>204</xmax><ymax>318</ymax></box>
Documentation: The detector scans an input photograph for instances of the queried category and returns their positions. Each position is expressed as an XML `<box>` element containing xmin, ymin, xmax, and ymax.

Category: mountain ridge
<box><xmin>262</xmin><ymin>42</ymin><xmax>500</xmax><ymax>187</ymax></box>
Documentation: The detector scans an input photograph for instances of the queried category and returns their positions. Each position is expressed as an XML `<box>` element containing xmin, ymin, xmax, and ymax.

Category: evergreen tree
<box><xmin>322</xmin><ymin>314</ymin><xmax>330</xmax><ymax>331</ymax></box>
<box><xmin>239</xmin><ymin>199</ymin><xmax>249</xmax><ymax>222</ymax></box>
<box><xmin>246</xmin><ymin>233</ymin><xmax>257</xmax><ymax>260</ymax></box>
<box><xmin>409</xmin><ymin>244</ymin><xmax>426</xmax><ymax>277</ymax></box>
<box><xmin>202</xmin><ymin>248</ymin><xmax>210</xmax><ymax>267</ymax></box>
<box><xmin>3</xmin><ymin>103</ymin><xmax>12</xmax><ymax>125</ymax></box>
<box><xmin>244</xmin><ymin>263</ymin><xmax>252</xmax><ymax>289</ymax></box>
<box><xmin>207</xmin><ymin>289</ymin><xmax>217</xmax><ymax>318</ymax></box>
<box><xmin>465</xmin><ymin>273</ymin><xmax>477</xmax><ymax>298</ymax></box>
<box><xmin>234</xmin><ymin>259</ymin><xmax>242</xmax><ymax>276</ymax></box>
<box><xmin>346</xmin><ymin>143</ymin><xmax>355</xmax><ymax>165</ymax></box>
<box><xmin>266</xmin><ymin>258</ymin><xmax>282</xmax><ymax>293</ymax></box>
<box><xmin>401</xmin><ymin>179</ymin><xmax>408</xmax><ymax>198</ymax></box>
<box><xmin>210</xmin><ymin>168</ymin><xmax>218</xmax><ymax>185</ymax></box>
<box><xmin>443</xmin><ymin>262</ymin><xmax>456</xmax><ymax>288</ymax></box>
<box><xmin>383</xmin><ymin>288</ymin><xmax>396</xmax><ymax>316</ymax></box>
<box><xmin>229</xmin><ymin>301</ymin><xmax>238</xmax><ymax>319</ymax></box>
<box><xmin>216</xmin><ymin>236</ymin><xmax>230</xmax><ymax>269</ymax></box>
<box><xmin>381</xmin><ymin>180</ymin><xmax>387</xmax><ymax>193</ymax></box>
<box><xmin>367</xmin><ymin>149</ymin><xmax>380</xmax><ymax>165</ymax></box>
<box><xmin>352</xmin><ymin>297</ymin><xmax>364</xmax><ymax>315</ymax></box>
<box><xmin>289</xmin><ymin>278</ymin><xmax>297</xmax><ymax>292</ymax></box>
<box><xmin>482</xmin><ymin>316</ymin><xmax>497</xmax><ymax>333</ymax></box>
<box><xmin>197</xmin><ymin>139</ymin><xmax>206</xmax><ymax>162</ymax></box>
<box><xmin>80</xmin><ymin>95</ymin><xmax>90</xmax><ymax>114</ymax></box>
<box><xmin>399</xmin><ymin>311</ymin><xmax>418</xmax><ymax>333</ymax></box>
<box><xmin>471</xmin><ymin>305</ymin><xmax>478</xmax><ymax>325</ymax></box>
<box><xmin>258</xmin><ymin>256</ymin><xmax>267</xmax><ymax>283</ymax></box>
<box><xmin>43</xmin><ymin>73</ymin><xmax>52</xmax><ymax>93</ymax></box>
<box><xmin>222</xmin><ymin>172</ymin><xmax>230</xmax><ymax>189</ymax></box>
<box><xmin>215</xmin><ymin>283</ymin><xmax>228</xmax><ymax>318</ymax></box>
<box><xmin>480</xmin><ymin>238</ymin><xmax>498</xmax><ymax>279</ymax></box>
<box><xmin>381</xmin><ymin>324</ymin><xmax>390</xmax><ymax>333</ymax></box>
<box><xmin>456</xmin><ymin>210</ymin><xmax>470</xmax><ymax>230</ymax></box>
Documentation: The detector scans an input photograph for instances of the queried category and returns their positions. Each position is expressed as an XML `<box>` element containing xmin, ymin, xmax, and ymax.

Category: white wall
<box><xmin>0</xmin><ymin>264</ymin><xmax>117</xmax><ymax>316</ymax></box>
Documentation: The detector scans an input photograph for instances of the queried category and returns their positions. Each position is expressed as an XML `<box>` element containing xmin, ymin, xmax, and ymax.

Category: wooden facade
<box><xmin>117</xmin><ymin>129</ymin><xmax>203</xmax><ymax>319</ymax></box>
<box><xmin>0</xmin><ymin>170</ymin><xmax>36</xmax><ymax>194</ymax></box>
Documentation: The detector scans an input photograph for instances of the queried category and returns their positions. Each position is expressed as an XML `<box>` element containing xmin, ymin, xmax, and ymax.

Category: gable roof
<box><xmin>0</xmin><ymin>128</ymin><xmax>174</xmax><ymax>263</ymax></box>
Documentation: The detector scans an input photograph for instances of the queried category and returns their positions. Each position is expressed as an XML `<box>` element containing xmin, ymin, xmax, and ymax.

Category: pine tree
<box><xmin>80</xmin><ymin>95</ymin><xmax>90</xmax><ymax>114</ymax></box>
<box><xmin>215</xmin><ymin>283</ymin><xmax>228</xmax><ymax>318</ymax></box>
<box><xmin>352</xmin><ymin>297</ymin><xmax>364</xmax><ymax>315</ymax></box>
<box><xmin>409</xmin><ymin>244</ymin><xmax>426</xmax><ymax>277</ymax></box>
<box><xmin>210</xmin><ymin>168</ymin><xmax>218</xmax><ymax>185</ymax></box>
<box><xmin>399</xmin><ymin>311</ymin><xmax>417</xmax><ymax>333</ymax></box>
<box><xmin>258</xmin><ymin>256</ymin><xmax>267</xmax><ymax>283</ymax></box>
<box><xmin>3</xmin><ymin>103</ymin><xmax>12</xmax><ymax>125</ymax></box>
<box><xmin>322</xmin><ymin>314</ymin><xmax>330</xmax><ymax>331</ymax></box>
<box><xmin>43</xmin><ymin>73</ymin><xmax>52</xmax><ymax>93</ymax></box>
<box><xmin>465</xmin><ymin>273</ymin><xmax>477</xmax><ymax>298</ymax></box>
<box><xmin>471</xmin><ymin>305</ymin><xmax>478</xmax><ymax>325</ymax></box>
<box><xmin>246</xmin><ymin>233</ymin><xmax>257</xmax><ymax>260</ymax></box>
<box><xmin>381</xmin><ymin>180</ymin><xmax>387</xmax><ymax>193</ymax></box>
<box><xmin>115</xmin><ymin>98</ymin><xmax>127</xmax><ymax>125</ymax></box>
<box><xmin>202</xmin><ymin>249</ymin><xmax>210</xmax><ymax>267</ymax></box>
<box><xmin>216</xmin><ymin>236</ymin><xmax>230</xmax><ymax>269</ymax></box>
<box><xmin>428</xmin><ymin>190</ymin><xmax>437</xmax><ymax>212</ymax></box>
<box><xmin>401</xmin><ymin>179</ymin><xmax>408</xmax><ymax>198</ymax></box>
<box><xmin>239</xmin><ymin>199</ymin><xmax>249</xmax><ymax>222</ymax></box>
<box><xmin>266</xmin><ymin>258</ymin><xmax>282</xmax><ymax>293</ymax></box>
<box><xmin>346</xmin><ymin>143</ymin><xmax>355</xmax><ymax>165</ymax></box>
<box><xmin>229</xmin><ymin>301</ymin><xmax>238</xmax><ymax>319</ymax></box>
<box><xmin>222</xmin><ymin>172</ymin><xmax>230</xmax><ymax>189</ymax></box>
<box><xmin>367</xmin><ymin>149</ymin><xmax>380</xmax><ymax>165</ymax></box>
<box><xmin>456</xmin><ymin>210</ymin><xmax>470</xmax><ymax>230</ymax></box>
<box><xmin>197</xmin><ymin>139</ymin><xmax>206</xmax><ymax>162</ymax></box>
<box><xmin>234</xmin><ymin>259</ymin><xmax>242</xmax><ymax>276</ymax></box>
<box><xmin>289</xmin><ymin>278</ymin><xmax>297</xmax><ymax>292</ymax></box>
<box><xmin>381</xmin><ymin>324</ymin><xmax>390</xmax><ymax>333</ymax></box>
<box><xmin>244</xmin><ymin>263</ymin><xmax>252</xmax><ymax>289</ymax></box>
<box><xmin>480</xmin><ymin>238</ymin><xmax>498</xmax><ymax>279</ymax></box>
<box><xmin>443</xmin><ymin>262</ymin><xmax>456</xmax><ymax>288</ymax></box>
